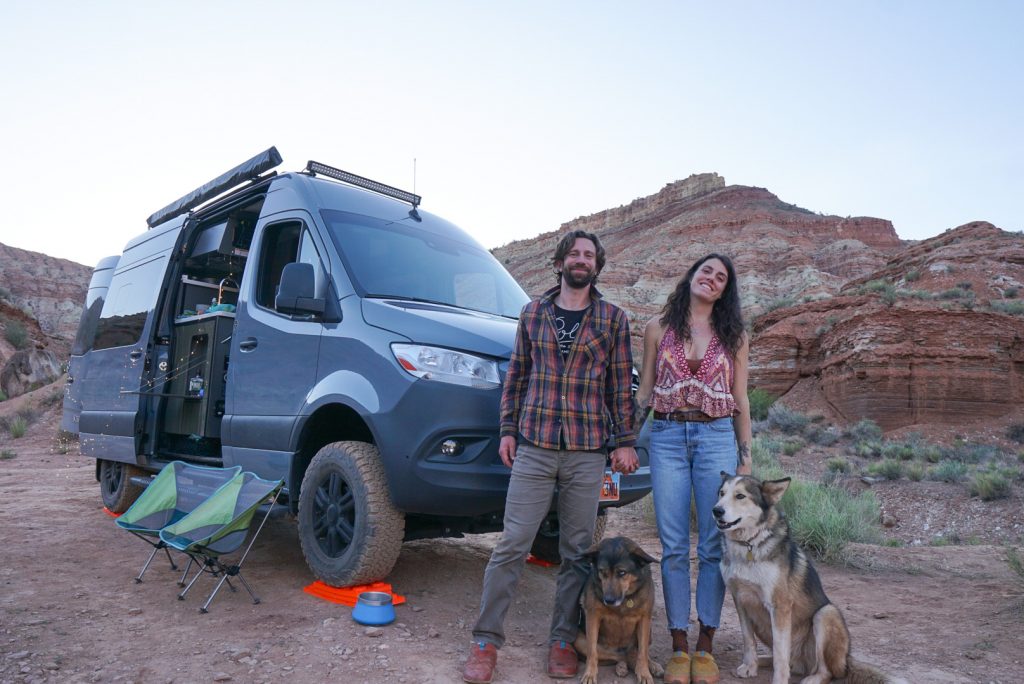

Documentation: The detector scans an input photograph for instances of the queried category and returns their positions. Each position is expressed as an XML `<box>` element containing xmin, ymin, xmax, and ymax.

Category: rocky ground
<box><xmin>1</xmin><ymin>385</ymin><xmax>1023</xmax><ymax>683</ymax></box>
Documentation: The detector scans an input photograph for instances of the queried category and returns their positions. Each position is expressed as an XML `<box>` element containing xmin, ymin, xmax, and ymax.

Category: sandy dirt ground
<box><xmin>2</xmin><ymin>395</ymin><xmax>1023</xmax><ymax>683</ymax></box>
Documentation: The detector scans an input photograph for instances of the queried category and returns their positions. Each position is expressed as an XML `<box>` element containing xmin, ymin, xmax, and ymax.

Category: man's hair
<box><xmin>552</xmin><ymin>229</ymin><xmax>606</xmax><ymax>284</ymax></box>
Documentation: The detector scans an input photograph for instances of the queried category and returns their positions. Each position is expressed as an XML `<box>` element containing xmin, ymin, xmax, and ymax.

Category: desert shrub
<box><xmin>0</xmin><ymin>286</ymin><xmax>11</xmax><ymax>301</ymax></box>
<box><xmin>781</xmin><ymin>438</ymin><xmax>804</xmax><ymax>456</ymax></box>
<box><xmin>904</xmin><ymin>269</ymin><xmax>921</xmax><ymax>282</ymax></box>
<box><xmin>826</xmin><ymin>457</ymin><xmax>851</xmax><ymax>473</ymax></box>
<box><xmin>763</xmin><ymin>297</ymin><xmax>796</xmax><ymax>314</ymax></box>
<box><xmin>937</xmin><ymin>287</ymin><xmax>974</xmax><ymax>301</ymax></box>
<box><xmin>944</xmin><ymin>441</ymin><xmax>999</xmax><ymax>464</ymax></box>
<box><xmin>969</xmin><ymin>467</ymin><xmax>1015</xmax><ymax>501</ymax></box>
<box><xmin>905</xmin><ymin>463</ymin><xmax>926</xmax><ymax>481</ymax></box>
<box><xmin>1008</xmin><ymin>424</ymin><xmax>1024</xmax><ymax>444</ymax></box>
<box><xmin>766</xmin><ymin>404</ymin><xmax>811</xmax><ymax>435</ymax></box>
<box><xmin>881</xmin><ymin>440</ymin><xmax>916</xmax><ymax>461</ymax></box>
<box><xmin>956</xmin><ymin>281</ymin><xmax>973</xmax><ymax>290</ymax></box>
<box><xmin>853</xmin><ymin>440</ymin><xmax>882</xmax><ymax>458</ymax></box>
<box><xmin>1004</xmin><ymin>287</ymin><xmax>1019</xmax><ymax>299</ymax></box>
<box><xmin>805</xmin><ymin>424</ymin><xmax>840</xmax><ymax>446</ymax></box>
<box><xmin>867</xmin><ymin>458</ymin><xmax>903</xmax><ymax>480</ymax></box>
<box><xmin>918</xmin><ymin>444</ymin><xmax>944</xmax><ymax>463</ymax></box>
<box><xmin>846</xmin><ymin>419</ymin><xmax>882</xmax><ymax>443</ymax></box>
<box><xmin>780</xmin><ymin>479</ymin><xmax>881</xmax><ymax>563</ymax></box>
<box><xmin>0</xmin><ymin>390</ymin><xmax>6</xmax><ymax>402</ymax></box>
<box><xmin>748</xmin><ymin>388</ymin><xmax>776</xmax><ymax>421</ymax></box>
<box><xmin>991</xmin><ymin>300</ymin><xmax>1024</xmax><ymax>315</ymax></box>
<box><xmin>0</xmin><ymin>450</ymin><xmax>15</xmax><ymax>460</ymax></box>
<box><xmin>928</xmin><ymin>460</ymin><xmax>968</xmax><ymax>483</ymax></box>
<box><xmin>751</xmin><ymin>438</ymin><xmax>785</xmax><ymax>479</ymax></box>
<box><xmin>8</xmin><ymin>417</ymin><xmax>27</xmax><ymax>439</ymax></box>
<box><xmin>3</xmin><ymin>319</ymin><xmax>29</xmax><ymax>350</ymax></box>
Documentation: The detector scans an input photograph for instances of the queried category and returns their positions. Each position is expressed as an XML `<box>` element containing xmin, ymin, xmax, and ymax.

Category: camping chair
<box><xmin>115</xmin><ymin>461</ymin><xmax>243</xmax><ymax>583</ymax></box>
<box><xmin>159</xmin><ymin>472</ymin><xmax>284</xmax><ymax>613</ymax></box>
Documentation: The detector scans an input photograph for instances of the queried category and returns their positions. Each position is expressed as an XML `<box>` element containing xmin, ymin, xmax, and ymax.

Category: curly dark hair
<box><xmin>659</xmin><ymin>253</ymin><xmax>745</xmax><ymax>358</ymax></box>
<box><xmin>552</xmin><ymin>230</ymin><xmax>606</xmax><ymax>285</ymax></box>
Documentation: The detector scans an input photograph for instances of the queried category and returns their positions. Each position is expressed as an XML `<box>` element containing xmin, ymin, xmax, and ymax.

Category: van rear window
<box><xmin>93</xmin><ymin>255</ymin><xmax>169</xmax><ymax>350</ymax></box>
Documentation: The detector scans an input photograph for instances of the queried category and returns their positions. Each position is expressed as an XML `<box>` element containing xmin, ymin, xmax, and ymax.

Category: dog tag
<box><xmin>626</xmin><ymin>599</ymin><xmax>634</xmax><ymax>608</ymax></box>
<box><xmin>746</xmin><ymin>549</ymin><xmax>754</xmax><ymax>562</ymax></box>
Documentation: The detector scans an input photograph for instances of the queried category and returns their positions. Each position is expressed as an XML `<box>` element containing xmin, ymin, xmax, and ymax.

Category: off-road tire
<box><xmin>99</xmin><ymin>459</ymin><xmax>145</xmax><ymax>513</ymax></box>
<box><xmin>530</xmin><ymin>509</ymin><xmax>608</xmax><ymax>564</ymax></box>
<box><xmin>297</xmin><ymin>441</ymin><xmax>405</xmax><ymax>586</ymax></box>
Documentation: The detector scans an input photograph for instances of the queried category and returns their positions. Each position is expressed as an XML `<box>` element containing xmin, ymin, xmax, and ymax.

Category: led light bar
<box><xmin>306</xmin><ymin>161</ymin><xmax>421</xmax><ymax>208</ymax></box>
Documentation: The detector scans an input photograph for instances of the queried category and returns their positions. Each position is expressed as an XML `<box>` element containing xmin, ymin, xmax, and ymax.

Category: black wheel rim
<box><xmin>312</xmin><ymin>470</ymin><xmax>356</xmax><ymax>557</ymax></box>
<box><xmin>101</xmin><ymin>461</ymin><xmax>123</xmax><ymax>496</ymax></box>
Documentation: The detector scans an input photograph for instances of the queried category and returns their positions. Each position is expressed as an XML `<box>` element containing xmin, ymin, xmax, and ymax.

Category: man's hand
<box><xmin>498</xmin><ymin>435</ymin><xmax>517</xmax><ymax>468</ymax></box>
<box><xmin>609</xmin><ymin>446</ymin><xmax>638</xmax><ymax>474</ymax></box>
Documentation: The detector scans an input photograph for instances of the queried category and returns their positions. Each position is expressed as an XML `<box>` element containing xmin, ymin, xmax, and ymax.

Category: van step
<box><xmin>156</xmin><ymin>453</ymin><xmax>224</xmax><ymax>467</ymax></box>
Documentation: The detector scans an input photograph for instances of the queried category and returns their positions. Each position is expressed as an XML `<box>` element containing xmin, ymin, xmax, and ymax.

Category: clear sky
<box><xmin>1</xmin><ymin>1</ymin><xmax>1020</xmax><ymax>267</ymax></box>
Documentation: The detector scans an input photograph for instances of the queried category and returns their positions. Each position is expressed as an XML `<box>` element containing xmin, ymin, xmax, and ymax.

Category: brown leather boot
<box><xmin>463</xmin><ymin>641</ymin><xmax>498</xmax><ymax>684</ymax></box>
<box><xmin>547</xmin><ymin>640</ymin><xmax>579</xmax><ymax>678</ymax></box>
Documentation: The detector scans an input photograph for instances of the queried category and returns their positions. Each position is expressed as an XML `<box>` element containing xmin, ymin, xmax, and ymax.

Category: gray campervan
<box><xmin>63</xmin><ymin>148</ymin><xmax>651</xmax><ymax>585</ymax></box>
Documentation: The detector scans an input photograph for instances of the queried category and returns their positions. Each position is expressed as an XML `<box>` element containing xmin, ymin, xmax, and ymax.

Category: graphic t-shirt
<box><xmin>552</xmin><ymin>304</ymin><xmax>588</xmax><ymax>361</ymax></box>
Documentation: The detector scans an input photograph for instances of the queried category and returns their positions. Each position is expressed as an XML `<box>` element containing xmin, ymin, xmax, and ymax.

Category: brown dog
<box><xmin>574</xmin><ymin>536</ymin><xmax>664</xmax><ymax>684</ymax></box>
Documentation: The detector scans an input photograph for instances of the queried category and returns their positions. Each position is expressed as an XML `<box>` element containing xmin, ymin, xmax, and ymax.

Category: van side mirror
<box><xmin>276</xmin><ymin>262</ymin><xmax>325</xmax><ymax>316</ymax></box>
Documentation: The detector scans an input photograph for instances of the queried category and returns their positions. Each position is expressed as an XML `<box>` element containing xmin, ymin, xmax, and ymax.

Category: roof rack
<box><xmin>305</xmin><ymin>161</ymin><xmax>421</xmax><ymax>208</ymax></box>
<box><xmin>147</xmin><ymin>147</ymin><xmax>283</xmax><ymax>228</ymax></box>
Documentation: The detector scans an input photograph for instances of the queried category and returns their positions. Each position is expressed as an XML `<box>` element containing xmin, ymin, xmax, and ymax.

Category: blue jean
<box><xmin>649</xmin><ymin>416</ymin><xmax>737</xmax><ymax>632</ymax></box>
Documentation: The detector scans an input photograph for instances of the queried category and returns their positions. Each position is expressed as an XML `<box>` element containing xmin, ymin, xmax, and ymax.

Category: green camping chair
<box><xmin>115</xmin><ymin>461</ymin><xmax>243</xmax><ymax>583</ymax></box>
<box><xmin>160</xmin><ymin>472</ymin><xmax>284</xmax><ymax>612</ymax></box>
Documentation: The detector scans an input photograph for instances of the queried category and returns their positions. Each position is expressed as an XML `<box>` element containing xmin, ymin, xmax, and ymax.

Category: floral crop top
<box><xmin>650</xmin><ymin>326</ymin><xmax>736</xmax><ymax>418</ymax></box>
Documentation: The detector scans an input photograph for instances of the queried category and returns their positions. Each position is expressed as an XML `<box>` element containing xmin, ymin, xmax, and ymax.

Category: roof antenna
<box><xmin>408</xmin><ymin>157</ymin><xmax>421</xmax><ymax>221</ymax></box>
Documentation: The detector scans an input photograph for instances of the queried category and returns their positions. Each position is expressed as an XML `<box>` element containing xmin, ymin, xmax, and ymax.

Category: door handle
<box><xmin>239</xmin><ymin>338</ymin><xmax>258</xmax><ymax>352</ymax></box>
<box><xmin>129</xmin><ymin>350</ymin><xmax>143</xmax><ymax>360</ymax></box>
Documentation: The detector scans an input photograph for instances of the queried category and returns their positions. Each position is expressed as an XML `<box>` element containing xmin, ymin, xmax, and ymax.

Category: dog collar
<box><xmin>739</xmin><ymin>539</ymin><xmax>754</xmax><ymax>562</ymax></box>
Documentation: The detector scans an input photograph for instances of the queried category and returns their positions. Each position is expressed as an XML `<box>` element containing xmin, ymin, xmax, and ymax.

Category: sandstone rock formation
<box><xmin>750</xmin><ymin>222</ymin><xmax>1024</xmax><ymax>429</ymax></box>
<box><xmin>0</xmin><ymin>242</ymin><xmax>91</xmax><ymax>399</ymax></box>
<box><xmin>494</xmin><ymin>178</ymin><xmax>1022</xmax><ymax>431</ymax></box>
<box><xmin>0</xmin><ymin>349</ymin><xmax>63</xmax><ymax>399</ymax></box>
<box><xmin>0</xmin><ymin>242</ymin><xmax>91</xmax><ymax>348</ymax></box>
<box><xmin>493</xmin><ymin>172</ymin><xmax>903</xmax><ymax>358</ymax></box>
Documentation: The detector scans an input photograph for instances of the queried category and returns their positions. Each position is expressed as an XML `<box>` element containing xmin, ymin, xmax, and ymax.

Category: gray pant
<box><xmin>471</xmin><ymin>442</ymin><xmax>605</xmax><ymax>648</ymax></box>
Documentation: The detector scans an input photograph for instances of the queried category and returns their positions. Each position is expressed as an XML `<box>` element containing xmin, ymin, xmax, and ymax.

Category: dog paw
<box><xmin>736</xmin><ymin>662</ymin><xmax>758</xmax><ymax>678</ymax></box>
<box><xmin>614</xmin><ymin>661</ymin><xmax>629</xmax><ymax>677</ymax></box>
<box><xmin>580</xmin><ymin>667</ymin><xmax>599</xmax><ymax>684</ymax></box>
<box><xmin>648</xmin><ymin>659</ymin><xmax>665</xmax><ymax>677</ymax></box>
<box><xmin>635</xmin><ymin>669</ymin><xmax>655</xmax><ymax>684</ymax></box>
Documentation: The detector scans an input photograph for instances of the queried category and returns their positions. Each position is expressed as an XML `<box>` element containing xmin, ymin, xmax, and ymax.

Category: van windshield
<box><xmin>322</xmin><ymin>210</ymin><xmax>529</xmax><ymax>318</ymax></box>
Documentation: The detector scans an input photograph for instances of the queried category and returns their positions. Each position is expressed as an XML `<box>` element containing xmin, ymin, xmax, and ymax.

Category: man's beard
<box><xmin>562</xmin><ymin>267</ymin><xmax>596</xmax><ymax>289</ymax></box>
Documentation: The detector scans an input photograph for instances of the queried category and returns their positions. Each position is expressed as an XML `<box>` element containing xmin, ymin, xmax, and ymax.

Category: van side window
<box><xmin>255</xmin><ymin>221</ymin><xmax>324</xmax><ymax>310</ymax></box>
<box><xmin>93</xmin><ymin>255</ymin><xmax>169</xmax><ymax>350</ymax></box>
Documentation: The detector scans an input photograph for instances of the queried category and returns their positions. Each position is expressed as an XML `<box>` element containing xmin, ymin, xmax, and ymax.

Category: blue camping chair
<box><xmin>115</xmin><ymin>462</ymin><xmax>243</xmax><ymax>583</ymax></box>
<box><xmin>160</xmin><ymin>472</ymin><xmax>284</xmax><ymax>612</ymax></box>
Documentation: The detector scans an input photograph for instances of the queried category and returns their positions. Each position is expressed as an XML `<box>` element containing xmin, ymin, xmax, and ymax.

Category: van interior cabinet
<box><xmin>164</xmin><ymin>312</ymin><xmax>234</xmax><ymax>438</ymax></box>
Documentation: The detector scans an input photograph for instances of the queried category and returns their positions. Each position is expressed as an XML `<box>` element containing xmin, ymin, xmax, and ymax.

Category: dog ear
<box><xmin>761</xmin><ymin>477</ymin><xmax>792</xmax><ymax>505</ymax></box>
<box><xmin>630</xmin><ymin>548</ymin><xmax>659</xmax><ymax>567</ymax></box>
<box><xmin>618</xmin><ymin>537</ymin><xmax>657</xmax><ymax>566</ymax></box>
<box><xmin>720</xmin><ymin>470</ymin><xmax>733</xmax><ymax>482</ymax></box>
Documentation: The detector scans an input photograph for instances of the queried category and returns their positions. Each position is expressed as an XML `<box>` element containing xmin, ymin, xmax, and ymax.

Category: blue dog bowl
<box><xmin>352</xmin><ymin>591</ymin><xmax>396</xmax><ymax>625</ymax></box>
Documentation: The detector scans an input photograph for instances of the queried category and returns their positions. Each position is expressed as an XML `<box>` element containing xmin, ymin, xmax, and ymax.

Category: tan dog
<box><xmin>573</xmin><ymin>536</ymin><xmax>664</xmax><ymax>684</ymax></box>
<box><xmin>713</xmin><ymin>473</ymin><xmax>907</xmax><ymax>684</ymax></box>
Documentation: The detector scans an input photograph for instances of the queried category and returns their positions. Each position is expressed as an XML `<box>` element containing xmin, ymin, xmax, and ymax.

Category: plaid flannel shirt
<box><xmin>499</xmin><ymin>286</ymin><xmax>636</xmax><ymax>451</ymax></box>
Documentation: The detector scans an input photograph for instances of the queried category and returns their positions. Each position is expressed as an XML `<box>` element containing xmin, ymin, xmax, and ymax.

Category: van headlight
<box><xmin>391</xmin><ymin>343</ymin><xmax>501</xmax><ymax>388</ymax></box>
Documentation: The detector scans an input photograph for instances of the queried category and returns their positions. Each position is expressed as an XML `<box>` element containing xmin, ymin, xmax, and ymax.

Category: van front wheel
<box><xmin>297</xmin><ymin>441</ymin><xmax>405</xmax><ymax>586</ymax></box>
<box><xmin>99</xmin><ymin>459</ymin><xmax>144</xmax><ymax>513</ymax></box>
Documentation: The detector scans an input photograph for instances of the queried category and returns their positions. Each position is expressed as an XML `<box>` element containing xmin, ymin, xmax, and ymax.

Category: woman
<box><xmin>635</xmin><ymin>253</ymin><xmax>752</xmax><ymax>684</ymax></box>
